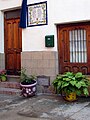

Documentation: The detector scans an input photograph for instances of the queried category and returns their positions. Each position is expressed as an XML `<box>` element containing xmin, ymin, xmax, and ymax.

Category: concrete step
<box><xmin>7</xmin><ymin>75</ymin><xmax>20</xmax><ymax>82</ymax></box>
<box><xmin>0</xmin><ymin>87</ymin><xmax>21</xmax><ymax>96</ymax></box>
<box><xmin>0</xmin><ymin>81</ymin><xmax>20</xmax><ymax>89</ymax></box>
<box><xmin>0</xmin><ymin>75</ymin><xmax>21</xmax><ymax>96</ymax></box>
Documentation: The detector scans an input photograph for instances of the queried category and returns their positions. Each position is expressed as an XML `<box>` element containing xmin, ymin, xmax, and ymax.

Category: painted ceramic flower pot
<box><xmin>64</xmin><ymin>92</ymin><xmax>77</xmax><ymax>101</ymax></box>
<box><xmin>20</xmin><ymin>80</ymin><xmax>37</xmax><ymax>97</ymax></box>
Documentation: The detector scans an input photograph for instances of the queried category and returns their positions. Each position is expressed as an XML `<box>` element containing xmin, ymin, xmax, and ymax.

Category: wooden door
<box><xmin>57</xmin><ymin>23</ymin><xmax>90</xmax><ymax>74</ymax></box>
<box><xmin>4</xmin><ymin>18</ymin><xmax>22</xmax><ymax>75</ymax></box>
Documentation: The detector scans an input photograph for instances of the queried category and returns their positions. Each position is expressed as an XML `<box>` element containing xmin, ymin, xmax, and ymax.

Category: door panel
<box><xmin>5</xmin><ymin>18</ymin><xmax>22</xmax><ymax>75</ymax></box>
<box><xmin>57</xmin><ymin>23</ymin><xmax>90</xmax><ymax>74</ymax></box>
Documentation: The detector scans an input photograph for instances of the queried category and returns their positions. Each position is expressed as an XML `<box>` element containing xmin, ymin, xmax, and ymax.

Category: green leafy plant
<box><xmin>0</xmin><ymin>69</ymin><xmax>7</xmax><ymax>82</ymax></box>
<box><xmin>52</xmin><ymin>72</ymin><xmax>90</xmax><ymax>97</ymax></box>
<box><xmin>20</xmin><ymin>68</ymin><xmax>36</xmax><ymax>85</ymax></box>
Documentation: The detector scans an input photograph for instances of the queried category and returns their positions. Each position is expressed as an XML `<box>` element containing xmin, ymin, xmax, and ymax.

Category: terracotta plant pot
<box><xmin>20</xmin><ymin>80</ymin><xmax>37</xmax><ymax>97</ymax></box>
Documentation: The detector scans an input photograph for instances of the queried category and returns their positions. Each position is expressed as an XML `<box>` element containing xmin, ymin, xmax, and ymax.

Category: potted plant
<box><xmin>52</xmin><ymin>72</ymin><xmax>90</xmax><ymax>101</ymax></box>
<box><xmin>20</xmin><ymin>68</ymin><xmax>37</xmax><ymax>97</ymax></box>
<box><xmin>0</xmin><ymin>69</ymin><xmax>7</xmax><ymax>82</ymax></box>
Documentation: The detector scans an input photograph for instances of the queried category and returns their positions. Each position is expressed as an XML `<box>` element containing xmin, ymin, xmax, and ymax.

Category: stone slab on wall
<box><xmin>0</xmin><ymin>53</ymin><xmax>5</xmax><ymax>69</ymax></box>
<box><xmin>21</xmin><ymin>51</ymin><xmax>59</xmax><ymax>84</ymax></box>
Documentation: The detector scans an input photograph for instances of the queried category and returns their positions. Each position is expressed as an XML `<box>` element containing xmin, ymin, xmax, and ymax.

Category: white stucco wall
<box><xmin>23</xmin><ymin>0</ymin><xmax>56</xmax><ymax>51</ymax></box>
<box><xmin>0</xmin><ymin>0</ymin><xmax>22</xmax><ymax>10</ymax></box>
<box><xmin>54</xmin><ymin>0</ymin><xmax>90</xmax><ymax>24</ymax></box>
<box><xmin>0</xmin><ymin>0</ymin><xmax>90</xmax><ymax>52</ymax></box>
<box><xmin>0</xmin><ymin>11</ymin><xmax>4</xmax><ymax>53</ymax></box>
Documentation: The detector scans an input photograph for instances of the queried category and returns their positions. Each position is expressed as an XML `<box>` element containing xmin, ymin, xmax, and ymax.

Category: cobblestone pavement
<box><xmin>0</xmin><ymin>94</ymin><xmax>90</xmax><ymax>120</ymax></box>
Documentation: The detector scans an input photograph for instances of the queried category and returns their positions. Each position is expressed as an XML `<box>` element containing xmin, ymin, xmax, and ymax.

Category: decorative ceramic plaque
<box><xmin>27</xmin><ymin>1</ymin><xmax>48</xmax><ymax>27</ymax></box>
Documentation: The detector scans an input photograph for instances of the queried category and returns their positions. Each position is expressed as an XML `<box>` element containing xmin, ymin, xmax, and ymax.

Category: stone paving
<box><xmin>0</xmin><ymin>94</ymin><xmax>90</xmax><ymax>120</ymax></box>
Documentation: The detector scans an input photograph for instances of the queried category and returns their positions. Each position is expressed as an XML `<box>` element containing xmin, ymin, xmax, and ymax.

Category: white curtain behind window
<box><xmin>69</xmin><ymin>29</ymin><xmax>87</xmax><ymax>63</ymax></box>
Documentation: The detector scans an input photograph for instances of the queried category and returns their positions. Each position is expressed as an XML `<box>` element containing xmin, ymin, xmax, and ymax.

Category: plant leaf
<box><xmin>63</xmin><ymin>78</ymin><xmax>71</xmax><ymax>81</ymax></box>
<box><xmin>75</xmin><ymin>82</ymin><xmax>81</xmax><ymax>89</ymax></box>
<box><xmin>61</xmin><ymin>82</ymin><xmax>69</xmax><ymax>88</ymax></box>
<box><xmin>52</xmin><ymin>79</ymin><xmax>58</xmax><ymax>87</ymax></box>
<box><xmin>75</xmin><ymin>72</ymin><xmax>83</xmax><ymax>78</ymax></box>
<box><xmin>70</xmin><ymin>81</ymin><xmax>76</xmax><ymax>86</ymax></box>
<box><xmin>76</xmin><ymin>90</ymin><xmax>82</xmax><ymax>96</ymax></box>
<box><xmin>58</xmin><ymin>81</ymin><xmax>61</xmax><ymax>87</ymax></box>
<box><xmin>65</xmin><ymin>72</ymin><xmax>74</xmax><ymax>76</ymax></box>
<box><xmin>79</xmin><ymin>81</ymin><xmax>87</xmax><ymax>87</ymax></box>
<box><xmin>83</xmin><ymin>88</ymin><xmax>89</xmax><ymax>96</ymax></box>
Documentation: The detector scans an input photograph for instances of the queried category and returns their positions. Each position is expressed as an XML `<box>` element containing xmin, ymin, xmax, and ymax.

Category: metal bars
<box><xmin>69</xmin><ymin>29</ymin><xmax>87</xmax><ymax>63</ymax></box>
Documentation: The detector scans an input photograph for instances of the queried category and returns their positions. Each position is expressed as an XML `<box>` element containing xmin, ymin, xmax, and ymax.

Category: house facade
<box><xmin>0</xmin><ymin>0</ymin><xmax>90</xmax><ymax>84</ymax></box>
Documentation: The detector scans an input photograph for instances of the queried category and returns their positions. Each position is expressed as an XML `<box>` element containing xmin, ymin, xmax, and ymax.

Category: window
<box><xmin>69</xmin><ymin>29</ymin><xmax>87</xmax><ymax>63</ymax></box>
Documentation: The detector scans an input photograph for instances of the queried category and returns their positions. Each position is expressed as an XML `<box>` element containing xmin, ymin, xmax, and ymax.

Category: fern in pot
<box><xmin>52</xmin><ymin>72</ymin><xmax>90</xmax><ymax>101</ymax></box>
